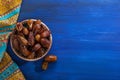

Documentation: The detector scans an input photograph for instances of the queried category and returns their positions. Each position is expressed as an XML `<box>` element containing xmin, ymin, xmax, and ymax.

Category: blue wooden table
<box><xmin>7</xmin><ymin>0</ymin><xmax>120</xmax><ymax>80</ymax></box>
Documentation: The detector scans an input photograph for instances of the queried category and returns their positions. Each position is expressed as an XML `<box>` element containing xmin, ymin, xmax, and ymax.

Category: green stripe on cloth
<box><xmin>0</xmin><ymin>32</ymin><xmax>10</xmax><ymax>61</ymax></box>
<box><xmin>0</xmin><ymin>62</ymin><xmax>19</xmax><ymax>80</ymax></box>
<box><xmin>0</xmin><ymin>32</ymin><xmax>10</xmax><ymax>35</ymax></box>
<box><xmin>0</xmin><ymin>6</ymin><xmax>20</xmax><ymax>20</ymax></box>
<box><xmin>0</xmin><ymin>42</ymin><xmax>6</xmax><ymax>62</ymax></box>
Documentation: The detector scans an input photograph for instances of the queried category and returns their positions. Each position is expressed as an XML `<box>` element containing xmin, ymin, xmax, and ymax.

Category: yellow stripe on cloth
<box><xmin>0</xmin><ymin>52</ymin><xmax>12</xmax><ymax>73</ymax></box>
<box><xmin>0</xmin><ymin>0</ymin><xmax>22</xmax><ymax>16</ymax></box>
<box><xmin>7</xmin><ymin>70</ymin><xmax>25</xmax><ymax>80</ymax></box>
<box><xmin>0</xmin><ymin>14</ymin><xmax>18</xmax><ymax>27</ymax></box>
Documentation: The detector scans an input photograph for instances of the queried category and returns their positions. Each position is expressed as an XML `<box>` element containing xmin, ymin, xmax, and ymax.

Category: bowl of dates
<box><xmin>10</xmin><ymin>19</ymin><xmax>52</xmax><ymax>61</ymax></box>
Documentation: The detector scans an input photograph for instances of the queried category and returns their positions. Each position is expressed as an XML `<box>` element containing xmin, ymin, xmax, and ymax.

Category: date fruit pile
<box><xmin>11</xmin><ymin>19</ymin><xmax>51</xmax><ymax>59</ymax></box>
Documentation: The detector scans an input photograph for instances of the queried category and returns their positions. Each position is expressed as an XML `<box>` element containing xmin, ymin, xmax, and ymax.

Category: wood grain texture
<box><xmin>7</xmin><ymin>0</ymin><xmax>120</xmax><ymax>80</ymax></box>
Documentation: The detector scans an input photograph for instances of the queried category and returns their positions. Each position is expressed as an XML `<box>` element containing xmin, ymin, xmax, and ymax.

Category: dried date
<box><xmin>33</xmin><ymin>24</ymin><xmax>41</xmax><ymax>35</ymax></box>
<box><xmin>42</xmin><ymin>61</ymin><xmax>48</xmax><ymax>70</ymax></box>
<box><xmin>20</xmin><ymin>45</ymin><xmax>32</xmax><ymax>57</ymax></box>
<box><xmin>23</xmin><ymin>27</ymin><xmax>29</xmax><ymax>35</ymax></box>
<box><xmin>44</xmin><ymin>55</ymin><xmax>57</xmax><ymax>62</ymax></box>
<box><xmin>41</xmin><ymin>30</ymin><xmax>50</xmax><ymax>38</ymax></box>
<box><xmin>27</xmin><ymin>19</ymin><xmax>33</xmax><ymax>30</ymax></box>
<box><xmin>41</xmin><ymin>38</ymin><xmax>50</xmax><ymax>48</ymax></box>
<box><xmin>12</xmin><ymin>38</ymin><xmax>19</xmax><ymax>51</ymax></box>
<box><xmin>27</xmin><ymin>52</ymin><xmax>35</xmax><ymax>59</ymax></box>
<box><xmin>28</xmin><ymin>32</ymin><xmax>35</xmax><ymax>46</ymax></box>
<box><xmin>18</xmin><ymin>36</ymin><xmax>28</xmax><ymax>46</ymax></box>
<box><xmin>32</xmin><ymin>44</ymin><xmax>41</xmax><ymax>52</ymax></box>
<box><xmin>16</xmin><ymin>23</ymin><xmax>23</xmax><ymax>32</ymax></box>
<box><xmin>36</xmin><ymin>48</ymin><xmax>45</xmax><ymax>57</ymax></box>
<box><xmin>34</xmin><ymin>20</ymin><xmax>41</xmax><ymax>25</ymax></box>
<box><xmin>35</xmin><ymin>34</ymin><xmax>41</xmax><ymax>42</ymax></box>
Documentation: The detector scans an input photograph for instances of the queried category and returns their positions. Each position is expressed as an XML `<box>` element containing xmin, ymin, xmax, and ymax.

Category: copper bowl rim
<box><xmin>10</xmin><ymin>19</ymin><xmax>52</xmax><ymax>61</ymax></box>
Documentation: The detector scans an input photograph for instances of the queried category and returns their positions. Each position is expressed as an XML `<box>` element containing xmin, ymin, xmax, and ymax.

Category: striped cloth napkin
<box><xmin>0</xmin><ymin>0</ymin><xmax>25</xmax><ymax>80</ymax></box>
